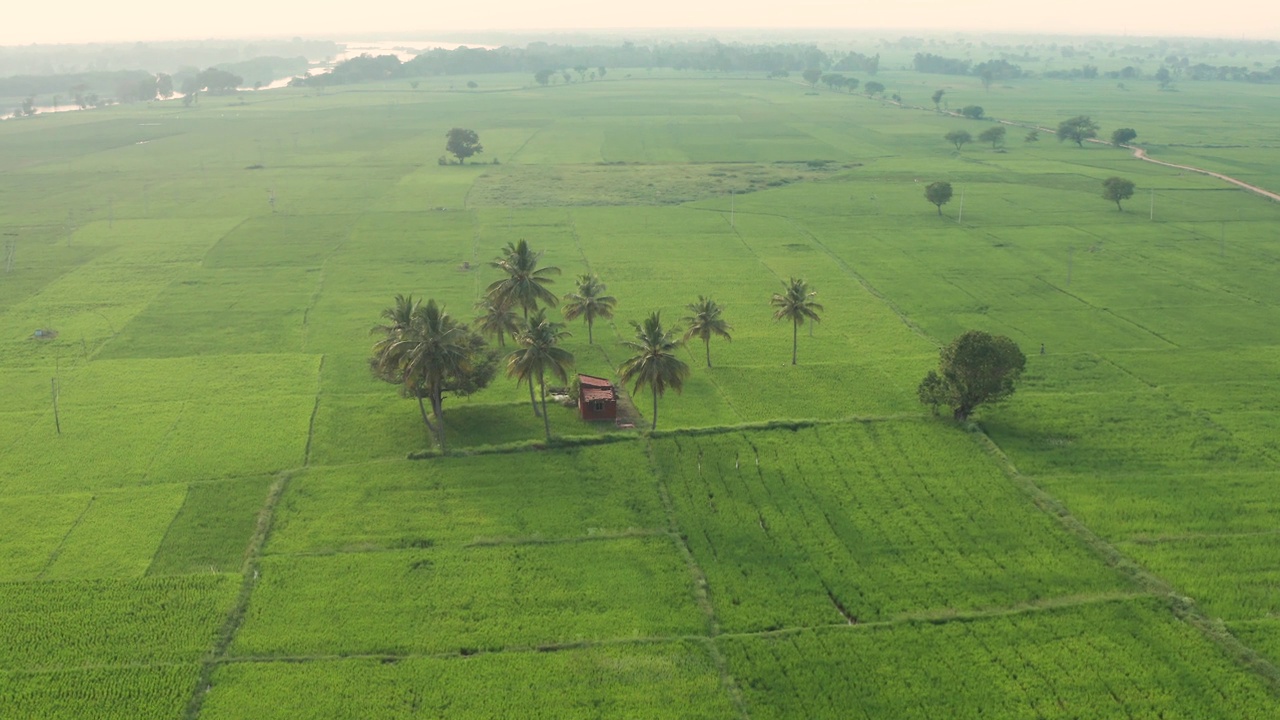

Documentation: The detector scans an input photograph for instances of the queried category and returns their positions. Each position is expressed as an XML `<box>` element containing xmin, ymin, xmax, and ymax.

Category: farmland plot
<box><xmin>653</xmin><ymin>422</ymin><xmax>1128</xmax><ymax>632</ymax></box>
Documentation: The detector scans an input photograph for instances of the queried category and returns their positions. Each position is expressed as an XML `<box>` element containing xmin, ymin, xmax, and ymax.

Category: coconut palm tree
<box><xmin>681</xmin><ymin>296</ymin><xmax>732</xmax><ymax>368</ymax></box>
<box><xmin>371</xmin><ymin>299</ymin><xmax>472</xmax><ymax>453</ymax></box>
<box><xmin>486</xmin><ymin>239</ymin><xmax>561</xmax><ymax>318</ymax></box>
<box><xmin>561</xmin><ymin>273</ymin><xmax>617</xmax><ymax>344</ymax></box>
<box><xmin>507</xmin><ymin>310</ymin><xmax>575</xmax><ymax>441</ymax></box>
<box><xmin>474</xmin><ymin>298</ymin><xmax>520</xmax><ymax>348</ymax></box>
<box><xmin>487</xmin><ymin>239</ymin><xmax>560</xmax><ymax>416</ymax></box>
<box><xmin>373</xmin><ymin>293</ymin><xmax>419</xmax><ymax>337</ymax></box>
<box><xmin>619</xmin><ymin>312</ymin><xmax>690</xmax><ymax>431</ymax></box>
<box><xmin>771</xmin><ymin>277</ymin><xmax>824</xmax><ymax>366</ymax></box>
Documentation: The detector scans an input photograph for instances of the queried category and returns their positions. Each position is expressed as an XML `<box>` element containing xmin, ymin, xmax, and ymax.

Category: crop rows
<box><xmin>267</xmin><ymin>443</ymin><xmax>665</xmax><ymax>555</ymax></box>
<box><xmin>0</xmin><ymin>574</ymin><xmax>238</xmax><ymax>670</ymax></box>
<box><xmin>232</xmin><ymin>538</ymin><xmax>704</xmax><ymax>657</ymax></box>
<box><xmin>654</xmin><ymin>422</ymin><xmax>1127</xmax><ymax>632</ymax></box>
<box><xmin>721</xmin><ymin>598</ymin><xmax>1280</xmax><ymax>719</ymax></box>
<box><xmin>0</xmin><ymin>665</ymin><xmax>198</xmax><ymax>720</ymax></box>
<box><xmin>201</xmin><ymin>641</ymin><xmax>735</xmax><ymax>719</ymax></box>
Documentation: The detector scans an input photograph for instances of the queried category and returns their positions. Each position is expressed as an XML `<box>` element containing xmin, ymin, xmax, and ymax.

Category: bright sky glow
<box><xmin>4</xmin><ymin>0</ymin><xmax>1279</xmax><ymax>46</ymax></box>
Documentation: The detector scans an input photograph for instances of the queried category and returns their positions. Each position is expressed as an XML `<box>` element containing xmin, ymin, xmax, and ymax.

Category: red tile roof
<box><xmin>578</xmin><ymin>374</ymin><xmax>616</xmax><ymax>402</ymax></box>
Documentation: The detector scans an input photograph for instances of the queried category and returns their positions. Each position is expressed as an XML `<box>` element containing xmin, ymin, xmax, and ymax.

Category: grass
<box><xmin>4</xmin><ymin>61</ymin><xmax>1280</xmax><ymax>717</ymax></box>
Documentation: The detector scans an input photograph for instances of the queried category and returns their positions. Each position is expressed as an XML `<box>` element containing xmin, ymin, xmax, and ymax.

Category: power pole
<box><xmin>958</xmin><ymin>189</ymin><xmax>965</xmax><ymax>223</ymax></box>
<box><xmin>51</xmin><ymin>377</ymin><xmax>61</xmax><ymax>435</ymax></box>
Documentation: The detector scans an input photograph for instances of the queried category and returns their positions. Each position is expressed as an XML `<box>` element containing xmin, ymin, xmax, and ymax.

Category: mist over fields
<box><xmin>4</xmin><ymin>23</ymin><xmax>1280</xmax><ymax>720</ymax></box>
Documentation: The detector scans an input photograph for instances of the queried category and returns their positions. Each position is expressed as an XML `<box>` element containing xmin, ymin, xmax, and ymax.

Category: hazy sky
<box><xmin>5</xmin><ymin>0</ymin><xmax>1279</xmax><ymax>46</ymax></box>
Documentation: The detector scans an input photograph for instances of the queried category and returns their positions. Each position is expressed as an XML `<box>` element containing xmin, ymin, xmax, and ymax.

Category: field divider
<box><xmin>645</xmin><ymin>437</ymin><xmax>753</xmax><ymax>720</ymax></box>
<box><xmin>212</xmin><ymin>632</ymin><xmax>717</xmax><ymax>666</ymax></box>
<box><xmin>183</xmin><ymin>469</ymin><xmax>294</xmax><ymax>720</ymax></box>
<box><xmin>784</xmin><ymin>217</ymin><xmax>937</xmax><ymax>344</ymax></box>
<box><xmin>303</xmin><ymin>355</ymin><xmax>325</xmax><ymax>467</ymax></box>
<box><xmin>969</xmin><ymin>426</ymin><xmax>1280</xmax><ymax>694</ymax></box>
<box><xmin>35</xmin><ymin>496</ymin><xmax>96</xmax><ymax>579</ymax></box>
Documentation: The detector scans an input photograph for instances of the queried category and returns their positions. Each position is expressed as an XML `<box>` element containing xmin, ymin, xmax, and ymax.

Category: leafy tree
<box><xmin>844</xmin><ymin>78</ymin><xmax>860</xmax><ymax>93</ymax></box>
<box><xmin>598</xmin><ymin>66</ymin><xmax>607</xmax><ymax>79</ymax></box>
<box><xmin>1057</xmin><ymin>115</ymin><xmax>1099</xmax><ymax>147</ymax></box>
<box><xmin>445</xmin><ymin>127</ymin><xmax>483</xmax><ymax>164</ymax></box>
<box><xmin>156</xmin><ymin>73</ymin><xmax>174</xmax><ymax>99</ymax></box>
<box><xmin>371</xmin><ymin>296</ymin><xmax>491</xmax><ymax>453</ymax></box>
<box><xmin>944</xmin><ymin>129</ymin><xmax>972</xmax><ymax>150</ymax></box>
<box><xmin>466</xmin><ymin>80</ymin><xmax>478</xmax><ymax>89</ymax></box>
<box><xmin>1102</xmin><ymin>176</ymin><xmax>1136</xmax><ymax>211</ymax></box>
<box><xmin>820</xmin><ymin>73</ymin><xmax>845</xmax><ymax>90</ymax></box>
<box><xmin>864</xmin><ymin>81</ymin><xmax>886</xmax><ymax>97</ymax></box>
<box><xmin>487</xmin><ymin>239</ymin><xmax>560</xmax><ymax>414</ymax></box>
<box><xmin>534</xmin><ymin>69</ymin><xmax>554</xmax><ymax>86</ymax></box>
<box><xmin>1024</xmin><ymin>130</ymin><xmax>1040</xmax><ymax>143</ymax></box>
<box><xmin>931</xmin><ymin>88</ymin><xmax>945</xmax><ymax>110</ymax></box>
<box><xmin>978</xmin><ymin>125</ymin><xmax>1007</xmax><ymax>148</ymax></box>
<box><xmin>925</xmin><ymin>181</ymin><xmax>953</xmax><ymax>215</ymax></box>
<box><xmin>681</xmin><ymin>296</ymin><xmax>732</xmax><ymax>368</ymax></box>
<box><xmin>474</xmin><ymin>298</ymin><xmax>520</xmax><ymax>347</ymax></box>
<box><xmin>917</xmin><ymin>330</ymin><xmax>1026</xmax><ymax>421</ymax></box>
<box><xmin>619</xmin><ymin>312</ymin><xmax>690</xmax><ymax>431</ymax></box>
<box><xmin>801</xmin><ymin>68</ymin><xmax>822</xmax><ymax>86</ymax></box>
<box><xmin>771</xmin><ymin>278</ymin><xmax>823</xmax><ymax>366</ymax></box>
<box><xmin>136</xmin><ymin>75</ymin><xmax>158</xmax><ymax>102</ymax></box>
<box><xmin>561</xmin><ymin>273</ymin><xmax>617</xmax><ymax>344</ymax></box>
<box><xmin>561</xmin><ymin>70</ymin><xmax>572</xmax><ymax>84</ymax></box>
<box><xmin>574</xmin><ymin>65</ymin><xmax>589</xmax><ymax>82</ymax></box>
<box><xmin>1111</xmin><ymin>127</ymin><xmax>1137</xmax><ymax>146</ymax></box>
<box><xmin>1155</xmin><ymin>67</ymin><xmax>1172</xmax><ymax>89</ymax></box>
<box><xmin>507</xmin><ymin>310</ymin><xmax>574</xmax><ymax>441</ymax></box>
<box><xmin>195</xmin><ymin>67</ymin><xmax>242</xmax><ymax>94</ymax></box>
<box><xmin>960</xmin><ymin>105</ymin><xmax>984</xmax><ymax>119</ymax></box>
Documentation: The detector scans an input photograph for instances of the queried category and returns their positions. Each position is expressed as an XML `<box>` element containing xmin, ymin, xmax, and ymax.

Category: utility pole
<box><xmin>958</xmin><ymin>189</ymin><xmax>965</xmax><ymax>223</ymax></box>
<box><xmin>51</xmin><ymin>377</ymin><xmax>61</xmax><ymax>434</ymax></box>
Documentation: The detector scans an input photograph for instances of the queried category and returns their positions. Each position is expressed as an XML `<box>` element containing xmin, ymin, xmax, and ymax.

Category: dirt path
<box><xmin>1126</xmin><ymin>146</ymin><xmax>1280</xmax><ymax>202</ymax></box>
<box><xmin>990</xmin><ymin>116</ymin><xmax>1280</xmax><ymax>203</ymax></box>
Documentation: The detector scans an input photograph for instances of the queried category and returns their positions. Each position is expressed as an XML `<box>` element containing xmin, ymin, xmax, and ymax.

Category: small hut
<box><xmin>577</xmin><ymin>374</ymin><xmax>617</xmax><ymax>421</ymax></box>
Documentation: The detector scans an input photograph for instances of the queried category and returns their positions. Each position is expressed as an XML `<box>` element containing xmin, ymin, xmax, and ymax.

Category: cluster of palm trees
<box><xmin>372</xmin><ymin>239</ymin><xmax>827</xmax><ymax>450</ymax></box>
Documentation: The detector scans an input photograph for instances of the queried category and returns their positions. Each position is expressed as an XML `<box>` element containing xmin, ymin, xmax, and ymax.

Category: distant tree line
<box><xmin>912</xmin><ymin>54</ymin><xmax>1024</xmax><ymax>88</ymax></box>
<box><xmin>1</xmin><ymin>56</ymin><xmax>303</xmax><ymax>110</ymax></box>
<box><xmin>290</xmin><ymin>41</ymin><xmax>880</xmax><ymax>89</ymax></box>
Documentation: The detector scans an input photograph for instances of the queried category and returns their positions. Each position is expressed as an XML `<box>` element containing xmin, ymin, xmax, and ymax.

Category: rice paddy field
<box><xmin>3</xmin><ymin>62</ymin><xmax>1280</xmax><ymax>717</ymax></box>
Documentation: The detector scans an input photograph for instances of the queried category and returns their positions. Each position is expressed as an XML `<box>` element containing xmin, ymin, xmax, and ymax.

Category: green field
<box><xmin>3</xmin><ymin>60</ymin><xmax>1280</xmax><ymax>717</ymax></box>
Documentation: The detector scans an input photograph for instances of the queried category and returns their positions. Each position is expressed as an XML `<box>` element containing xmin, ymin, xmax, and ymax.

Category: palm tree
<box><xmin>474</xmin><ymin>298</ymin><xmax>520</xmax><ymax>348</ymax></box>
<box><xmin>681</xmin><ymin>296</ymin><xmax>732</xmax><ymax>368</ymax></box>
<box><xmin>487</xmin><ymin>239</ymin><xmax>560</xmax><ymax>416</ymax></box>
<box><xmin>771</xmin><ymin>277</ymin><xmax>824</xmax><ymax>366</ymax></box>
<box><xmin>373</xmin><ymin>293</ymin><xmax>419</xmax><ymax>337</ymax></box>
<box><xmin>619</xmin><ymin>312</ymin><xmax>690</xmax><ymax>431</ymax></box>
<box><xmin>507</xmin><ymin>310</ymin><xmax>575</xmax><ymax>441</ymax></box>
<box><xmin>561</xmin><ymin>273</ymin><xmax>617</xmax><ymax>344</ymax></box>
<box><xmin>486</xmin><ymin>239</ymin><xmax>561</xmax><ymax>318</ymax></box>
<box><xmin>371</xmin><ymin>299</ymin><xmax>472</xmax><ymax>453</ymax></box>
